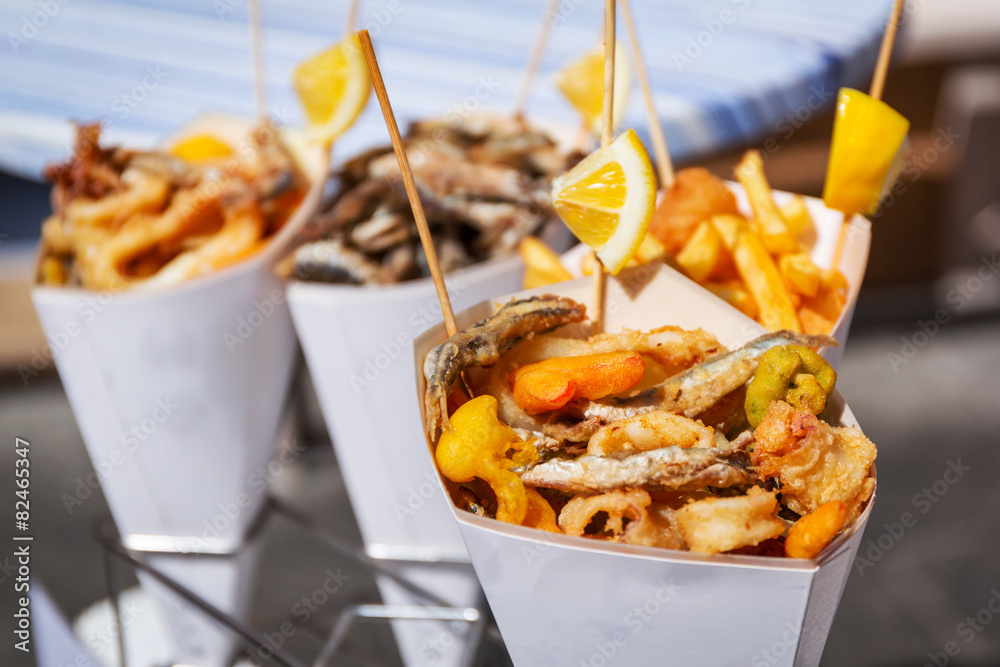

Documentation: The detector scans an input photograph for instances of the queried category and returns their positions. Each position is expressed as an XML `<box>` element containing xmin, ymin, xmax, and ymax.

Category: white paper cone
<box><xmin>31</xmin><ymin>258</ymin><xmax>297</xmax><ymax>550</ymax></box>
<box><xmin>413</xmin><ymin>266</ymin><xmax>876</xmax><ymax>666</ymax></box>
<box><xmin>560</xmin><ymin>186</ymin><xmax>871</xmax><ymax>370</ymax></box>
<box><xmin>288</xmin><ymin>252</ymin><xmax>542</xmax><ymax>667</ymax></box>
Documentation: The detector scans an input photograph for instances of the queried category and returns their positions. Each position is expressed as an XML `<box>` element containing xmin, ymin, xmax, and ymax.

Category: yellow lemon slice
<box><xmin>823</xmin><ymin>87</ymin><xmax>910</xmax><ymax>216</ymax></box>
<box><xmin>293</xmin><ymin>33</ymin><xmax>372</xmax><ymax>144</ymax></box>
<box><xmin>555</xmin><ymin>42</ymin><xmax>630</xmax><ymax>135</ymax></box>
<box><xmin>169</xmin><ymin>135</ymin><xmax>233</xmax><ymax>162</ymax></box>
<box><xmin>552</xmin><ymin>128</ymin><xmax>656</xmax><ymax>274</ymax></box>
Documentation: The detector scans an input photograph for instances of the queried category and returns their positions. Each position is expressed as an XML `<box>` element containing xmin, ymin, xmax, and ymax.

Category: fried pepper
<box><xmin>784</xmin><ymin>500</ymin><xmax>849</xmax><ymax>559</ymax></box>
<box><xmin>745</xmin><ymin>344</ymin><xmax>836</xmax><ymax>428</ymax></box>
<box><xmin>511</xmin><ymin>351</ymin><xmax>645</xmax><ymax>414</ymax></box>
<box><xmin>435</xmin><ymin>395</ymin><xmax>537</xmax><ymax>525</ymax></box>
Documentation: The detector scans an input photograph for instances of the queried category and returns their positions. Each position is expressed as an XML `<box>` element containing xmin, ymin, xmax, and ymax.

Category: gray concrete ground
<box><xmin>1</xmin><ymin>314</ymin><xmax>999</xmax><ymax>667</ymax></box>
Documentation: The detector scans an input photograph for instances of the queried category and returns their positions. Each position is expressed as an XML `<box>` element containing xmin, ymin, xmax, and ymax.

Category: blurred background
<box><xmin>1</xmin><ymin>0</ymin><xmax>999</xmax><ymax>665</ymax></box>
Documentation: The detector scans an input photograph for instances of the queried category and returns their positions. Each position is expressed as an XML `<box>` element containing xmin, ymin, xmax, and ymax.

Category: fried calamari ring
<box><xmin>557</xmin><ymin>489</ymin><xmax>651</xmax><ymax>538</ymax></box>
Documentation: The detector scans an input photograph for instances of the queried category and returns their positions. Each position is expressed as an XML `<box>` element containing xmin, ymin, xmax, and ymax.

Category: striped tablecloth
<box><xmin>0</xmin><ymin>0</ymin><xmax>893</xmax><ymax>180</ymax></box>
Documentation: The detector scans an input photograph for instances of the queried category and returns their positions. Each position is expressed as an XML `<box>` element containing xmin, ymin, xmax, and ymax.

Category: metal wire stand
<box><xmin>92</xmin><ymin>495</ymin><xmax>503</xmax><ymax>667</ymax></box>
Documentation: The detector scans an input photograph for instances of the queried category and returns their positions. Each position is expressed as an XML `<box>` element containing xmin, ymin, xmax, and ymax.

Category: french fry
<box><xmin>519</xmin><ymin>236</ymin><xmax>573</xmax><ymax>289</ymax></box>
<box><xmin>709</xmin><ymin>214</ymin><xmax>748</xmax><ymax>252</ymax></box>
<box><xmin>676</xmin><ymin>220</ymin><xmax>723</xmax><ymax>283</ymax></box>
<box><xmin>733</xmin><ymin>229</ymin><xmax>802</xmax><ymax>332</ymax></box>
<box><xmin>779</xmin><ymin>194</ymin><xmax>814</xmax><ymax>237</ymax></box>
<box><xmin>704</xmin><ymin>281</ymin><xmax>759</xmax><ymax>320</ymax></box>
<box><xmin>580</xmin><ymin>250</ymin><xmax>599</xmax><ymax>276</ymax></box>
<box><xmin>735</xmin><ymin>151</ymin><xmax>798</xmax><ymax>255</ymax></box>
<box><xmin>633</xmin><ymin>232</ymin><xmax>668</xmax><ymax>265</ymax></box>
<box><xmin>778</xmin><ymin>253</ymin><xmax>822</xmax><ymax>298</ymax></box>
<box><xmin>798</xmin><ymin>268</ymin><xmax>849</xmax><ymax>334</ymax></box>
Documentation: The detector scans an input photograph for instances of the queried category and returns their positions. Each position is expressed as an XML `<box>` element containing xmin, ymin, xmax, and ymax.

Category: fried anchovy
<box><xmin>519</xmin><ymin>446</ymin><xmax>756</xmax><ymax>494</ymax></box>
<box><xmin>423</xmin><ymin>295</ymin><xmax>587</xmax><ymax>440</ymax></box>
<box><xmin>584</xmin><ymin>331</ymin><xmax>836</xmax><ymax>423</ymax></box>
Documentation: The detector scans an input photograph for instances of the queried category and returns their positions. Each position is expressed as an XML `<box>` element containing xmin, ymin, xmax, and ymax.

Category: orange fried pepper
<box><xmin>435</xmin><ymin>395</ymin><xmax>537</xmax><ymax>525</ymax></box>
<box><xmin>784</xmin><ymin>500</ymin><xmax>849</xmax><ymax>559</ymax></box>
<box><xmin>511</xmin><ymin>352</ymin><xmax>645</xmax><ymax>414</ymax></box>
<box><xmin>523</xmin><ymin>488</ymin><xmax>561</xmax><ymax>533</ymax></box>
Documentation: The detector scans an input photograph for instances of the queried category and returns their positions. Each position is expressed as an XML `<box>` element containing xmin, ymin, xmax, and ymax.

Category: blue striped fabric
<box><xmin>0</xmin><ymin>0</ymin><xmax>892</xmax><ymax>180</ymax></box>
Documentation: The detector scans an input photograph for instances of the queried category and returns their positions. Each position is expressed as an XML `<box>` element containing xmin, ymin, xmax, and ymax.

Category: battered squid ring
<box><xmin>745</xmin><ymin>345</ymin><xmax>836</xmax><ymax>428</ymax></box>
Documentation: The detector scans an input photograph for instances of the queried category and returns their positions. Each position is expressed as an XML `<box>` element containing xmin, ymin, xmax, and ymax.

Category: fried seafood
<box><xmin>289</xmin><ymin>114</ymin><xmax>580</xmax><ymax>284</ymax></box>
<box><xmin>38</xmin><ymin>122</ymin><xmax>307</xmax><ymax>290</ymax></box>
<box><xmin>485</xmin><ymin>325</ymin><xmax>724</xmax><ymax>433</ymax></box>
<box><xmin>674</xmin><ymin>486</ymin><xmax>786</xmax><ymax>554</ymax></box>
<box><xmin>648</xmin><ymin>167</ymin><xmax>741</xmax><ymax>254</ymax></box>
<box><xmin>752</xmin><ymin>400</ymin><xmax>876</xmax><ymax>516</ymax></box>
<box><xmin>618</xmin><ymin>503</ymin><xmax>686</xmax><ymax>550</ymax></box>
<box><xmin>423</xmin><ymin>295</ymin><xmax>587</xmax><ymax>440</ymax></box>
<box><xmin>583</xmin><ymin>331</ymin><xmax>836</xmax><ymax>423</ymax></box>
<box><xmin>558</xmin><ymin>489</ymin><xmax>651</xmax><ymax>538</ymax></box>
<box><xmin>519</xmin><ymin>445</ymin><xmax>756</xmax><ymax>494</ymax></box>
<box><xmin>424</xmin><ymin>295</ymin><xmax>875</xmax><ymax>559</ymax></box>
<box><xmin>586</xmin><ymin>411</ymin><xmax>716</xmax><ymax>456</ymax></box>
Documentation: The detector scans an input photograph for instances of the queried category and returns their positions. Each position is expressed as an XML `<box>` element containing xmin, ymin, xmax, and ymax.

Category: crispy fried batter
<box><xmin>618</xmin><ymin>502</ymin><xmax>687</xmax><ymax>550</ymax></box>
<box><xmin>675</xmin><ymin>486</ymin><xmax>785</xmax><ymax>554</ymax></box>
<box><xmin>520</xmin><ymin>445</ymin><xmax>755</xmax><ymax>494</ymax></box>
<box><xmin>648</xmin><ymin>167</ymin><xmax>742</xmax><ymax>254</ymax></box>
<box><xmin>558</xmin><ymin>489</ymin><xmax>651</xmax><ymax>538</ymax></box>
<box><xmin>752</xmin><ymin>400</ymin><xmax>876</xmax><ymax>516</ymax></box>
<box><xmin>587</xmin><ymin>411</ymin><xmax>715</xmax><ymax>456</ymax></box>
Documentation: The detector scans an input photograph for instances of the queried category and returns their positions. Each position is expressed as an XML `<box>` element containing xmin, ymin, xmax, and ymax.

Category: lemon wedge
<box><xmin>823</xmin><ymin>88</ymin><xmax>910</xmax><ymax>215</ymax></box>
<box><xmin>555</xmin><ymin>42</ymin><xmax>630</xmax><ymax>135</ymax></box>
<box><xmin>552</xmin><ymin>129</ymin><xmax>656</xmax><ymax>274</ymax></box>
<box><xmin>293</xmin><ymin>34</ymin><xmax>372</xmax><ymax>144</ymax></box>
<box><xmin>169</xmin><ymin>135</ymin><xmax>233</xmax><ymax>162</ymax></box>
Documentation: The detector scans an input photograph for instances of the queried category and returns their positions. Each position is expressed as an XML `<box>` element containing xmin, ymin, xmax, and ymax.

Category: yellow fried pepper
<box><xmin>745</xmin><ymin>345</ymin><xmax>836</xmax><ymax>428</ymax></box>
<box><xmin>823</xmin><ymin>88</ymin><xmax>910</xmax><ymax>216</ymax></box>
<box><xmin>435</xmin><ymin>395</ymin><xmax>537</xmax><ymax>525</ymax></box>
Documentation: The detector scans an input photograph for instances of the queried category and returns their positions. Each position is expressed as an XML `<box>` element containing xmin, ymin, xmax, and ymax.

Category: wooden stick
<box><xmin>600</xmin><ymin>0</ymin><xmax>616</xmax><ymax>149</ymax></box>
<box><xmin>591</xmin><ymin>0</ymin><xmax>616</xmax><ymax>333</ymax></box>
<box><xmin>620</xmin><ymin>0</ymin><xmax>673</xmax><ymax>189</ymax></box>
<box><xmin>358</xmin><ymin>29</ymin><xmax>459</xmax><ymax>337</ymax></box>
<box><xmin>834</xmin><ymin>0</ymin><xmax>905</xmax><ymax>268</ymax></box>
<box><xmin>514</xmin><ymin>0</ymin><xmax>561</xmax><ymax>118</ymax></box>
<box><xmin>869</xmin><ymin>0</ymin><xmax>905</xmax><ymax>101</ymax></box>
<box><xmin>344</xmin><ymin>0</ymin><xmax>360</xmax><ymax>39</ymax></box>
<box><xmin>249</xmin><ymin>0</ymin><xmax>267</xmax><ymax>121</ymax></box>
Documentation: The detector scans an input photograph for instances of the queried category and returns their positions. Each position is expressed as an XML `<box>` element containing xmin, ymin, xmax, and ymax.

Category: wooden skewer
<box><xmin>620</xmin><ymin>0</ymin><xmax>673</xmax><ymax>189</ymax></box>
<box><xmin>832</xmin><ymin>0</ymin><xmax>905</xmax><ymax>271</ymax></box>
<box><xmin>590</xmin><ymin>0</ymin><xmax>616</xmax><ymax>333</ymax></box>
<box><xmin>869</xmin><ymin>0</ymin><xmax>905</xmax><ymax>102</ymax></box>
<box><xmin>344</xmin><ymin>0</ymin><xmax>360</xmax><ymax>39</ymax></box>
<box><xmin>600</xmin><ymin>0</ymin><xmax>616</xmax><ymax>150</ymax></box>
<box><xmin>249</xmin><ymin>0</ymin><xmax>267</xmax><ymax>121</ymax></box>
<box><xmin>358</xmin><ymin>29</ymin><xmax>459</xmax><ymax>338</ymax></box>
<box><xmin>514</xmin><ymin>0</ymin><xmax>561</xmax><ymax>118</ymax></box>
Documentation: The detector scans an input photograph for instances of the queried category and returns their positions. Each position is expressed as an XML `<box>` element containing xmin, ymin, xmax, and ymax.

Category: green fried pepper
<box><xmin>745</xmin><ymin>345</ymin><xmax>836</xmax><ymax>428</ymax></box>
